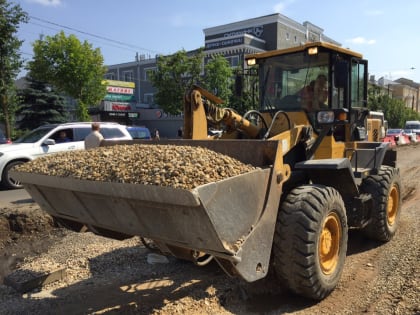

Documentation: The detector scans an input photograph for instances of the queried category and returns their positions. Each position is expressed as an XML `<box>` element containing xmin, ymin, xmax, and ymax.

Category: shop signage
<box><xmin>205</xmin><ymin>37</ymin><xmax>244</xmax><ymax>50</ymax></box>
<box><xmin>103</xmin><ymin>101</ymin><xmax>132</xmax><ymax>111</ymax></box>
<box><xmin>223</xmin><ymin>26</ymin><xmax>264</xmax><ymax>38</ymax></box>
<box><xmin>104</xmin><ymin>94</ymin><xmax>135</xmax><ymax>102</ymax></box>
<box><xmin>102</xmin><ymin>80</ymin><xmax>135</xmax><ymax>88</ymax></box>
<box><xmin>106</xmin><ymin>86</ymin><xmax>134</xmax><ymax>94</ymax></box>
<box><xmin>104</xmin><ymin>111</ymin><xmax>139</xmax><ymax>119</ymax></box>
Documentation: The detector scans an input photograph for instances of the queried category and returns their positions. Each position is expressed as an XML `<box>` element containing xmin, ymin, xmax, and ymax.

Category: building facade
<box><xmin>202</xmin><ymin>13</ymin><xmax>339</xmax><ymax>67</ymax></box>
<box><xmin>103</xmin><ymin>13</ymin><xmax>339</xmax><ymax>137</ymax></box>
<box><xmin>372</xmin><ymin>76</ymin><xmax>419</xmax><ymax>113</ymax></box>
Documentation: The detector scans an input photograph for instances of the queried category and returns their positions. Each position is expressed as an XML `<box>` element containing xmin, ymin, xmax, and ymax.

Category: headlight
<box><xmin>0</xmin><ymin>152</ymin><xmax>4</xmax><ymax>157</ymax></box>
<box><xmin>317</xmin><ymin>111</ymin><xmax>335</xmax><ymax>124</ymax></box>
<box><xmin>247</xmin><ymin>58</ymin><xmax>256</xmax><ymax>66</ymax></box>
<box><xmin>316</xmin><ymin>109</ymin><xmax>348</xmax><ymax>125</ymax></box>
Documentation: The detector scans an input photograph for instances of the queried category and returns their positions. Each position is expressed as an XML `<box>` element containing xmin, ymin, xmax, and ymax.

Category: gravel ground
<box><xmin>0</xmin><ymin>144</ymin><xmax>418</xmax><ymax>315</ymax></box>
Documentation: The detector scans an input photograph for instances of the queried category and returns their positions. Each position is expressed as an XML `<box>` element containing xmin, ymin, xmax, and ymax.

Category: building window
<box><xmin>294</xmin><ymin>35</ymin><xmax>297</xmax><ymax>43</ymax></box>
<box><xmin>105</xmin><ymin>73</ymin><xmax>115</xmax><ymax>80</ymax></box>
<box><xmin>123</xmin><ymin>71</ymin><xmax>134</xmax><ymax>82</ymax></box>
<box><xmin>225</xmin><ymin>56</ymin><xmax>239</xmax><ymax>68</ymax></box>
<box><xmin>144</xmin><ymin>93</ymin><xmax>154</xmax><ymax>105</ymax></box>
<box><xmin>144</xmin><ymin>68</ymin><xmax>156</xmax><ymax>81</ymax></box>
<box><xmin>286</xmin><ymin>32</ymin><xmax>290</xmax><ymax>40</ymax></box>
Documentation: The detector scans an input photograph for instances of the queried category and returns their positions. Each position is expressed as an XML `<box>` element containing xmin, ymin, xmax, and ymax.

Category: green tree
<box><xmin>16</xmin><ymin>76</ymin><xmax>68</xmax><ymax>130</ymax></box>
<box><xmin>151</xmin><ymin>49</ymin><xmax>204</xmax><ymax>115</ymax></box>
<box><xmin>0</xmin><ymin>0</ymin><xmax>28</xmax><ymax>138</ymax></box>
<box><xmin>368</xmin><ymin>92</ymin><xmax>420</xmax><ymax>128</ymax></box>
<box><xmin>203</xmin><ymin>55</ymin><xmax>233</xmax><ymax>105</ymax></box>
<box><xmin>28</xmin><ymin>31</ymin><xmax>107</xmax><ymax>121</ymax></box>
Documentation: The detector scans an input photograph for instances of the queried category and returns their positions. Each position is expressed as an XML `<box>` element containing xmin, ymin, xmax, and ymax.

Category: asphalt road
<box><xmin>0</xmin><ymin>188</ymin><xmax>33</xmax><ymax>207</ymax></box>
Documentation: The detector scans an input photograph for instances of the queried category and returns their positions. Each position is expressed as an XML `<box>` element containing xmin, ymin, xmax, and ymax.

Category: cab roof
<box><xmin>245</xmin><ymin>41</ymin><xmax>363</xmax><ymax>61</ymax></box>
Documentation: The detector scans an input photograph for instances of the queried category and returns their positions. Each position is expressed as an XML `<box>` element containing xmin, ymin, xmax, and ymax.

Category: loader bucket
<box><xmin>11</xmin><ymin>139</ymin><xmax>286</xmax><ymax>282</ymax></box>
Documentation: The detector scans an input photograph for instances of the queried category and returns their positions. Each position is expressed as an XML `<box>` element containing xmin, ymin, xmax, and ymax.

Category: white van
<box><xmin>405</xmin><ymin>120</ymin><xmax>420</xmax><ymax>134</ymax></box>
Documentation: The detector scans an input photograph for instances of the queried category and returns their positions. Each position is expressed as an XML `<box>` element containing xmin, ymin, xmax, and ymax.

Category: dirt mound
<box><xmin>0</xmin><ymin>205</ymin><xmax>57</xmax><ymax>285</ymax></box>
<box><xmin>0</xmin><ymin>205</ymin><xmax>54</xmax><ymax>245</ymax></box>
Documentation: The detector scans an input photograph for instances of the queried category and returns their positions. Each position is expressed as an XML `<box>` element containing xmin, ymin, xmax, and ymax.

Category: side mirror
<box><xmin>43</xmin><ymin>139</ymin><xmax>56</xmax><ymax>146</ymax></box>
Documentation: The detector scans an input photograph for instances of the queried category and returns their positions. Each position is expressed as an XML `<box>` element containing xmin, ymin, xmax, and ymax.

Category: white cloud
<box><xmin>27</xmin><ymin>0</ymin><xmax>62</xmax><ymax>7</ymax></box>
<box><xmin>273</xmin><ymin>0</ymin><xmax>296</xmax><ymax>13</ymax></box>
<box><xmin>345</xmin><ymin>37</ymin><xmax>376</xmax><ymax>45</ymax></box>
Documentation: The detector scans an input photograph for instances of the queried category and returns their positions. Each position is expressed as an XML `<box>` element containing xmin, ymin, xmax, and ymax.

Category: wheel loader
<box><xmin>12</xmin><ymin>42</ymin><xmax>401</xmax><ymax>300</ymax></box>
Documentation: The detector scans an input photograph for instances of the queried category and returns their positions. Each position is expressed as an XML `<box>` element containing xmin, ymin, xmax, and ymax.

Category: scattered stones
<box><xmin>15</xmin><ymin>144</ymin><xmax>256</xmax><ymax>190</ymax></box>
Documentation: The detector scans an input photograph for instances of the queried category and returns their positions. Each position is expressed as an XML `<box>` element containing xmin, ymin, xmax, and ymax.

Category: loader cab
<box><xmin>246</xmin><ymin>42</ymin><xmax>369</xmax><ymax>141</ymax></box>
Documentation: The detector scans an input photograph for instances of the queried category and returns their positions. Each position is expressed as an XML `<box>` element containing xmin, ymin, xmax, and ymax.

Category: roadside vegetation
<box><xmin>368</xmin><ymin>85</ymin><xmax>420</xmax><ymax>128</ymax></box>
<box><xmin>1</xmin><ymin>0</ymin><xmax>418</xmax><ymax>139</ymax></box>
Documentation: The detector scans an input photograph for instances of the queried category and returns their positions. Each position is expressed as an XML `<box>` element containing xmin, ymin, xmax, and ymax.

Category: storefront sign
<box><xmin>205</xmin><ymin>37</ymin><xmax>244</xmax><ymax>50</ymax></box>
<box><xmin>102</xmin><ymin>80</ymin><xmax>135</xmax><ymax>88</ymax></box>
<box><xmin>106</xmin><ymin>86</ymin><xmax>134</xmax><ymax>94</ymax></box>
<box><xmin>104</xmin><ymin>111</ymin><xmax>139</xmax><ymax>118</ymax></box>
<box><xmin>223</xmin><ymin>26</ymin><xmax>264</xmax><ymax>38</ymax></box>
<box><xmin>103</xmin><ymin>101</ymin><xmax>132</xmax><ymax>111</ymax></box>
<box><xmin>104</xmin><ymin>93</ymin><xmax>135</xmax><ymax>102</ymax></box>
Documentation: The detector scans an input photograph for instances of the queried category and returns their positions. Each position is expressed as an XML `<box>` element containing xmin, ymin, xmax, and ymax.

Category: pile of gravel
<box><xmin>15</xmin><ymin>144</ymin><xmax>256</xmax><ymax>190</ymax></box>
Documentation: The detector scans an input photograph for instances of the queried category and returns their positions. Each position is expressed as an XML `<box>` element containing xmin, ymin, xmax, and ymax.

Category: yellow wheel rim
<box><xmin>387</xmin><ymin>185</ymin><xmax>399</xmax><ymax>226</ymax></box>
<box><xmin>319</xmin><ymin>212</ymin><xmax>341</xmax><ymax>275</ymax></box>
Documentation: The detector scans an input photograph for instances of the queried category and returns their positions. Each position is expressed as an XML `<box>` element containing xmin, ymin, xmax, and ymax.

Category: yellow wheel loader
<box><xmin>12</xmin><ymin>42</ymin><xmax>401</xmax><ymax>300</ymax></box>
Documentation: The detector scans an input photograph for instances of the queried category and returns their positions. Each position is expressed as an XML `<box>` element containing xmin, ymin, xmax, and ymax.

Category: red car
<box><xmin>0</xmin><ymin>130</ymin><xmax>11</xmax><ymax>144</ymax></box>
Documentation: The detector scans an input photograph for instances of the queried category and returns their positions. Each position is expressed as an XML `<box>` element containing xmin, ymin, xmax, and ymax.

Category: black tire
<box><xmin>2</xmin><ymin>161</ymin><xmax>25</xmax><ymax>189</ymax></box>
<box><xmin>360</xmin><ymin>166</ymin><xmax>401</xmax><ymax>242</ymax></box>
<box><xmin>272</xmin><ymin>185</ymin><xmax>348</xmax><ymax>300</ymax></box>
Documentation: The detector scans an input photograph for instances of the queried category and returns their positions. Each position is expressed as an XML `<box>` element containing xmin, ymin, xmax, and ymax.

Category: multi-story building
<box><xmin>373</xmin><ymin>77</ymin><xmax>419</xmax><ymax>113</ymax></box>
<box><xmin>103</xmin><ymin>13</ymin><xmax>340</xmax><ymax>137</ymax></box>
<box><xmin>202</xmin><ymin>13</ymin><xmax>339</xmax><ymax>67</ymax></box>
<box><xmin>393</xmin><ymin>78</ymin><xmax>419</xmax><ymax>112</ymax></box>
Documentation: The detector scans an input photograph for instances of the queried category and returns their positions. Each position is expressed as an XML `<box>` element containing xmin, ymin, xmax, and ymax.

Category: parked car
<box><xmin>0</xmin><ymin>129</ymin><xmax>12</xmax><ymax>144</ymax></box>
<box><xmin>0</xmin><ymin>122</ymin><xmax>132</xmax><ymax>189</ymax></box>
<box><xmin>126</xmin><ymin>126</ymin><xmax>151</xmax><ymax>140</ymax></box>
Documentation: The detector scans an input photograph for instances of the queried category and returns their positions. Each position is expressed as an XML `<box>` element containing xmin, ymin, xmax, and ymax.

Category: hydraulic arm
<box><xmin>183</xmin><ymin>85</ymin><xmax>260</xmax><ymax>139</ymax></box>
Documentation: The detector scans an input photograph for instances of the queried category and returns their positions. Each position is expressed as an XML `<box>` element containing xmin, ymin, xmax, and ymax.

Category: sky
<box><xmin>12</xmin><ymin>0</ymin><xmax>420</xmax><ymax>83</ymax></box>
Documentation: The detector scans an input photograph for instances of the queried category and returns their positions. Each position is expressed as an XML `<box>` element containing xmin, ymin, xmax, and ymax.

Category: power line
<box><xmin>27</xmin><ymin>20</ymin><xmax>145</xmax><ymax>53</ymax></box>
<box><xmin>29</xmin><ymin>15</ymin><xmax>161</xmax><ymax>55</ymax></box>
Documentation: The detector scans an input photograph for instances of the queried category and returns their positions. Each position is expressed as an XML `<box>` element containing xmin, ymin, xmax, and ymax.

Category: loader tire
<box><xmin>272</xmin><ymin>185</ymin><xmax>348</xmax><ymax>300</ymax></box>
<box><xmin>360</xmin><ymin>166</ymin><xmax>401</xmax><ymax>242</ymax></box>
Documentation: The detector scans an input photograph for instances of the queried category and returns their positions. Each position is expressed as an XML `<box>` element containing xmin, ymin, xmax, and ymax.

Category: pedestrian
<box><xmin>177</xmin><ymin>127</ymin><xmax>183</xmax><ymax>138</ymax></box>
<box><xmin>154</xmin><ymin>129</ymin><xmax>160</xmax><ymax>140</ymax></box>
<box><xmin>85</xmin><ymin>122</ymin><xmax>104</xmax><ymax>149</ymax></box>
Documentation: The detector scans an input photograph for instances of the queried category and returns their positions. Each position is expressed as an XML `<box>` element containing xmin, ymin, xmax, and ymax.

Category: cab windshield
<box><xmin>258</xmin><ymin>49</ymin><xmax>367</xmax><ymax>113</ymax></box>
<box><xmin>259</xmin><ymin>51</ymin><xmax>335</xmax><ymax>111</ymax></box>
<box><xmin>259</xmin><ymin>51</ymin><xmax>364</xmax><ymax>116</ymax></box>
